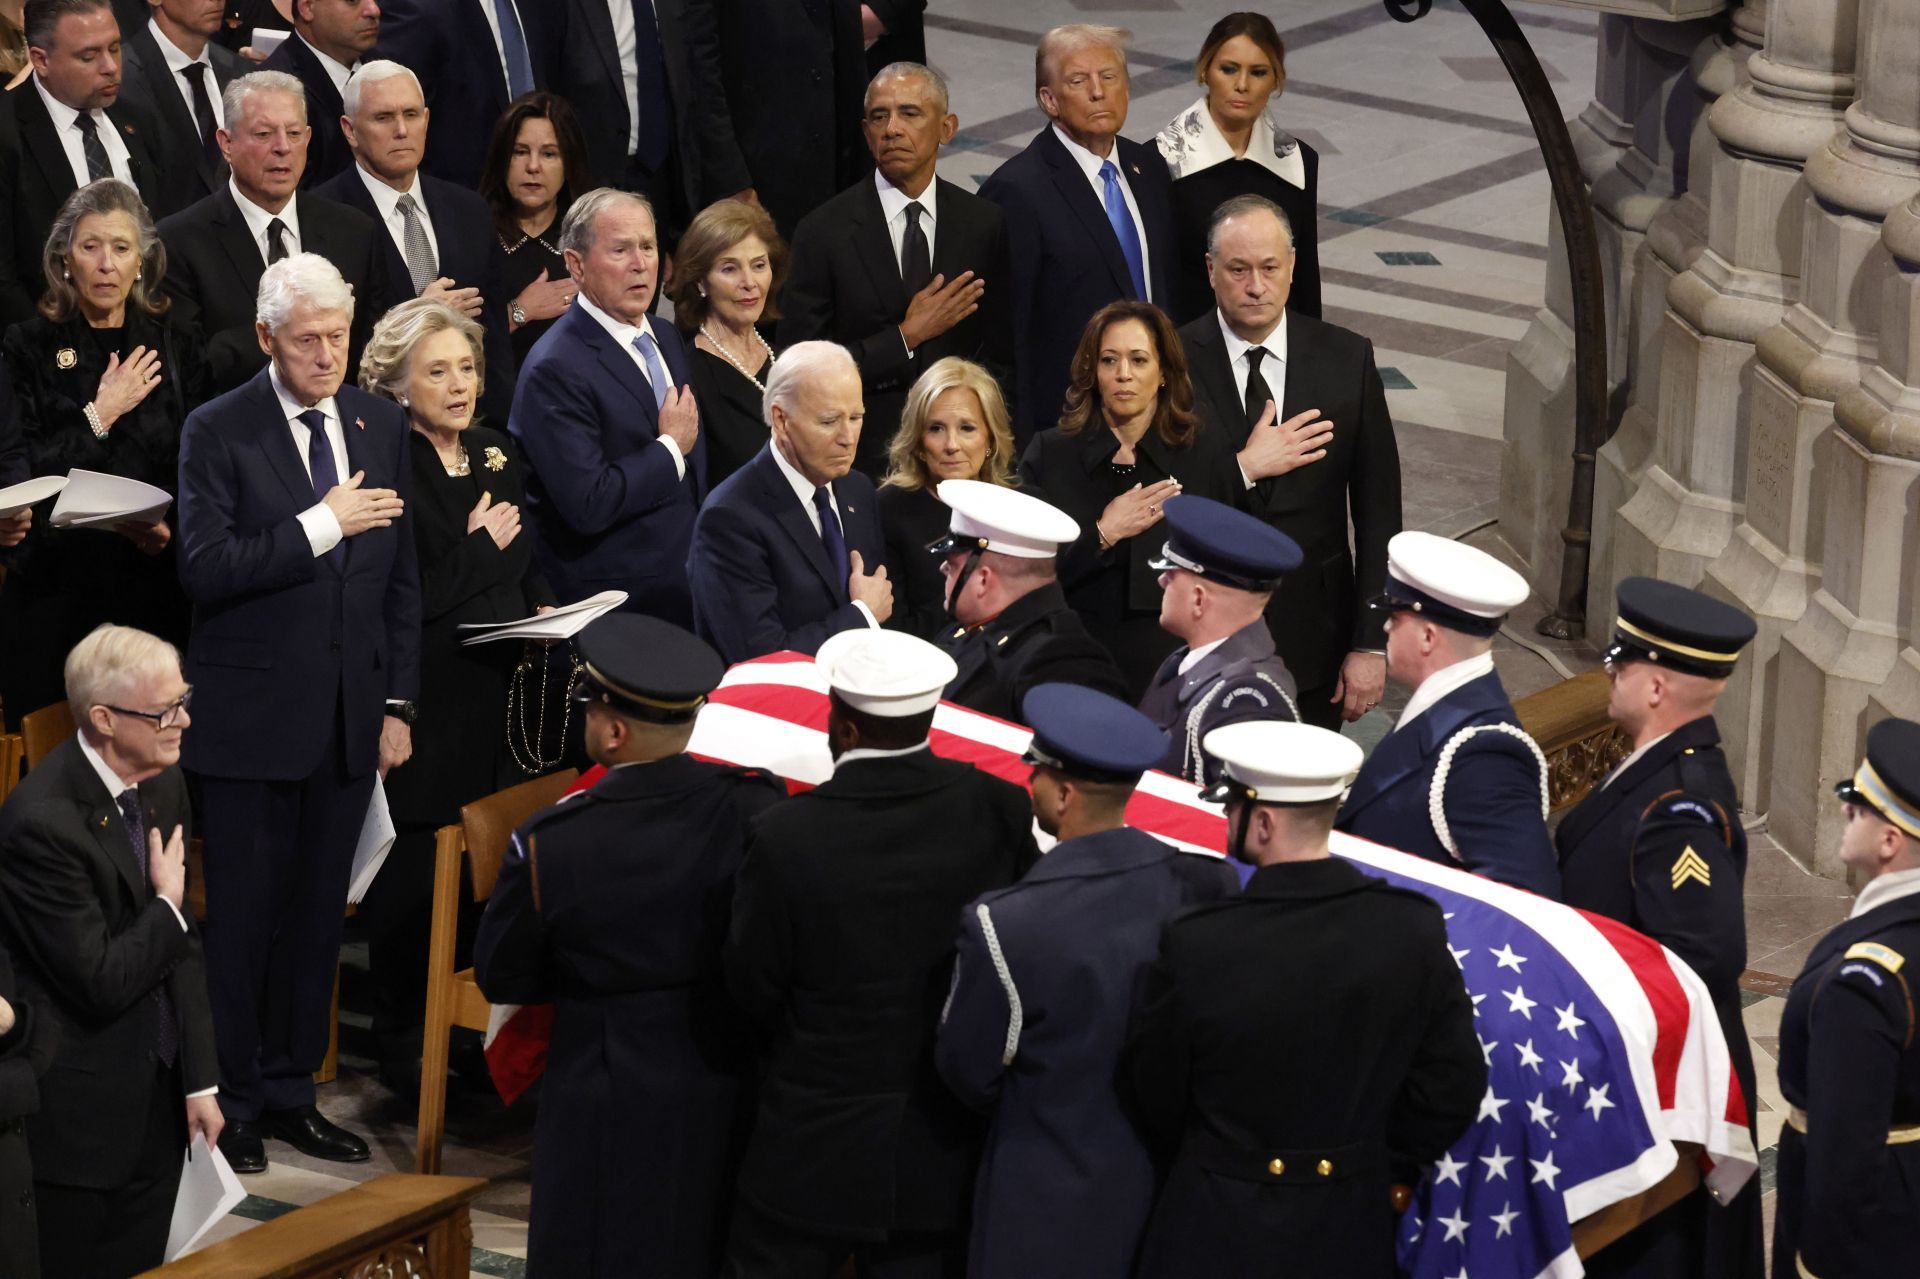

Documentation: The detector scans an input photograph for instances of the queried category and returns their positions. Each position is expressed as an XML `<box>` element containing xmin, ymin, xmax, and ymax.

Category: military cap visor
<box><xmin>1368</xmin><ymin>579</ymin><xmax>1504</xmax><ymax>639</ymax></box>
<box><xmin>568</xmin><ymin>614</ymin><xmax>725</xmax><ymax>725</ymax></box>
<box><xmin>1607</xmin><ymin>577</ymin><xmax>1756</xmax><ymax>679</ymax></box>
<box><xmin>1834</xmin><ymin>719</ymin><xmax>1920</xmax><ymax>841</ymax></box>
<box><xmin>571</xmin><ymin>666</ymin><xmax>710</xmax><ymax>724</ymax></box>
<box><xmin>1020</xmin><ymin>683</ymin><xmax>1168</xmax><ymax>783</ymax></box>
<box><xmin>1147</xmin><ymin>495</ymin><xmax>1303</xmax><ymax>592</ymax></box>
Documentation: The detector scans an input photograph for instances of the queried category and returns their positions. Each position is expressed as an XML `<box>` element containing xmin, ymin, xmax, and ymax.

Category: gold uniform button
<box><xmin>1317</xmin><ymin>1159</ymin><xmax>1333</xmax><ymax>1177</ymax></box>
<box><xmin>1267</xmin><ymin>1158</ymin><xmax>1285</xmax><ymax>1176</ymax></box>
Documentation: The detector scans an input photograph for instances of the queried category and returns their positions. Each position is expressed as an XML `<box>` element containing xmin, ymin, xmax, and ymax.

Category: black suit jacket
<box><xmin>862</xmin><ymin>0</ymin><xmax>924</xmax><ymax>71</ymax></box>
<box><xmin>157</xmin><ymin>186</ymin><xmax>393</xmax><ymax>393</ymax></box>
<box><xmin>526</xmin><ymin>0</ymin><xmax>750</xmax><ymax>226</ymax></box>
<box><xmin>1180</xmin><ymin>310</ymin><xmax>1401</xmax><ymax>690</ymax></box>
<box><xmin>315</xmin><ymin>166</ymin><xmax>518</xmax><ymax>412</ymax></box>
<box><xmin>779</xmin><ymin>175</ymin><xmax>1012</xmax><ymax>476</ymax></box>
<box><xmin>375</xmin><ymin>0</ymin><xmax>539</xmax><ymax>189</ymax></box>
<box><xmin>259</xmin><ymin>33</ymin><xmax>355</xmax><ymax>188</ymax></box>
<box><xmin>0</xmin><ymin>77</ymin><xmax>166</xmax><ymax>325</ymax></box>
<box><xmin>978</xmin><ymin>128</ymin><xmax>1176</xmax><ymax>442</ymax></box>
<box><xmin>116</xmin><ymin>23</ymin><xmax>243</xmax><ymax>219</ymax></box>
<box><xmin>0</xmin><ymin>743</ymin><xmax>218</xmax><ymax>1189</ymax></box>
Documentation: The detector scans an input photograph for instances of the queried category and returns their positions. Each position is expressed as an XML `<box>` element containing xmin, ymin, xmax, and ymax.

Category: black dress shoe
<box><xmin>218</xmin><ymin>1119</ymin><xmax>268</xmax><ymax>1174</ymax></box>
<box><xmin>261</xmin><ymin>1105</ymin><xmax>371</xmax><ymax>1162</ymax></box>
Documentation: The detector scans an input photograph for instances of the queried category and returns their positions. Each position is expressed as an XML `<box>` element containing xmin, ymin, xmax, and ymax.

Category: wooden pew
<box><xmin>134</xmin><ymin>1172</ymin><xmax>486</xmax><ymax>1278</ymax></box>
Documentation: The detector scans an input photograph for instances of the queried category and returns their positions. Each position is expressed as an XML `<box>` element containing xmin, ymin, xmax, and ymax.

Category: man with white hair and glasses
<box><xmin>175</xmin><ymin>250</ymin><xmax>420</xmax><ymax>1174</ymax></box>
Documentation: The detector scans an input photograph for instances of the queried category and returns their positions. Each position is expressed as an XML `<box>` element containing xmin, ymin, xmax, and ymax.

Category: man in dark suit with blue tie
<box><xmin>175</xmin><ymin>252</ymin><xmax>421</xmax><ymax>1172</ymax></box>
<box><xmin>508</xmin><ymin>188</ymin><xmax>706</xmax><ymax>623</ymax></box>
<box><xmin>687</xmin><ymin>340</ymin><xmax>892</xmax><ymax>662</ymax></box>
<box><xmin>979</xmin><ymin>24</ymin><xmax>1175</xmax><ymax>443</ymax></box>
<box><xmin>373</xmin><ymin>0</ymin><xmax>539</xmax><ymax>189</ymax></box>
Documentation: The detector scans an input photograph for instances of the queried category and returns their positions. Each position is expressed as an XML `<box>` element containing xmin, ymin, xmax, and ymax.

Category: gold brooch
<box><xmin>484</xmin><ymin>446</ymin><xmax>507</xmax><ymax>472</ymax></box>
<box><xmin>55</xmin><ymin>348</ymin><xmax>76</xmax><ymax>369</ymax></box>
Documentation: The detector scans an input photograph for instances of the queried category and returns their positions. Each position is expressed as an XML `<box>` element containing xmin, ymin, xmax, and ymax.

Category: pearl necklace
<box><xmin>699</xmin><ymin>323</ymin><xmax>774</xmax><ymax>391</ymax></box>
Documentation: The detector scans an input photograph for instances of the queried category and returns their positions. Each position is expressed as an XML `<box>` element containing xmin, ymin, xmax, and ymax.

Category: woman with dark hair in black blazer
<box><xmin>0</xmin><ymin>178</ymin><xmax>208</xmax><ymax>726</ymax></box>
<box><xmin>480</xmin><ymin>92</ymin><xmax>595</xmax><ymax>368</ymax></box>
<box><xmin>1018</xmin><ymin>300</ymin><xmax>1244</xmax><ymax>700</ymax></box>
<box><xmin>357</xmin><ymin>297</ymin><xmax>559</xmax><ymax>1093</ymax></box>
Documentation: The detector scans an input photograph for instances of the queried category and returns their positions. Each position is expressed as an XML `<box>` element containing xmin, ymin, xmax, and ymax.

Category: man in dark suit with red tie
<box><xmin>979</xmin><ymin>24</ymin><xmax>1175</xmax><ymax>444</ymax></box>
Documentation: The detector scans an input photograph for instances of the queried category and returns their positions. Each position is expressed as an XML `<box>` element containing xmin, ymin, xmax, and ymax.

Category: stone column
<box><xmin>1769</xmin><ymin>0</ymin><xmax>1920</xmax><ymax>870</ymax></box>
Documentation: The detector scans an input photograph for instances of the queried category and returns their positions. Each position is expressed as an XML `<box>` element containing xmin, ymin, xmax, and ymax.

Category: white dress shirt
<box><xmin>269</xmin><ymin>363</ymin><xmax>349</xmax><ymax>556</ymax></box>
<box><xmin>32</xmin><ymin>73</ymin><xmax>134</xmax><ymax>188</ymax></box>
<box><xmin>875</xmin><ymin>167</ymin><xmax>937</xmax><ymax>270</ymax></box>
<box><xmin>148</xmin><ymin>18</ymin><xmax>228</xmax><ymax>136</ymax></box>
<box><xmin>1177</xmin><ymin>636</ymin><xmax>1228</xmax><ymax>677</ymax></box>
<box><xmin>604</xmin><ymin>0</ymin><xmax>642</xmax><ymax>157</ymax></box>
<box><xmin>356</xmin><ymin>165</ymin><xmax>441</xmax><ymax>274</ymax></box>
<box><xmin>76</xmin><ymin>734</ymin><xmax>189</xmax><ymax>934</ymax></box>
<box><xmin>475</xmin><ymin>0</ymin><xmax>530</xmax><ymax>91</ymax></box>
<box><xmin>1219</xmin><ymin>311</ymin><xmax>1287</xmax><ymax>492</ymax></box>
<box><xmin>1851</xmin><ymin>866</ymin><xmax>1920</xmax><ymax>920</ymax></box>
<box><xmin>768</xmin><ymin>441</ymin><xmax>879</xmax><ymax>630</ymax></box>
<box><xmin>1051</xmin><ymin>122</ymin><xmax>1152</xmax><ymax>302</ymax></box>
<box><xmin>295</xmin><ymin>33</ymin><xmax>356</xmax><ymax>95</ymax></box>
<box><xmin>1394</xmin><ymin>650</ymin><xmax>1496</xmax><ymax>733</ymax></box>
<box><xmin>230</xmin><ymin>177</ymin><xmax>301</xmax><ymax>262</ymax></box>
<box><xmin>573</xmin><ymin>291</ymin><xmax>686</xmax><ymax>479</ymax></box>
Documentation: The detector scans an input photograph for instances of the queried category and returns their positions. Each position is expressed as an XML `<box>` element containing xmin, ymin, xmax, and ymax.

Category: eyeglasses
<box><xmin>100</xmin><ymin>686</ymin><xmax>193</xmax><ymax>730</ymax></box>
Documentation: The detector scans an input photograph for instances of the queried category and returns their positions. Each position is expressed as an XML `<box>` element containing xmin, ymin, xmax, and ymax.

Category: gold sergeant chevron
<box><xmin>1670</xmin><ymin>846</ymin><xmax>1712</xmax><ymax>891</ymax></box>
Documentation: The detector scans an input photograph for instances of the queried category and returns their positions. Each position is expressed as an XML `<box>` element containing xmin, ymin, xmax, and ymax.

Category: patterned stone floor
<box><xmin>186</xmin><ymin>2</ymin><xmax>1844</xmax><ymax>1271</ymax></box>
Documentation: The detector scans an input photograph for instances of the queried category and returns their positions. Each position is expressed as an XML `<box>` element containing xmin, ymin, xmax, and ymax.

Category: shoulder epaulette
<box><xmin>1844</xmin><ymin>941</ymin><xmax>1906</xmax><ymax>974</ymax></box>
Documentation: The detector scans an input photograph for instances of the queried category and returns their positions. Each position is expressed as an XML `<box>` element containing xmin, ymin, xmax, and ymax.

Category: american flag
<box><xmin>481</xmin><ymin>653</ymin><xmax>1756</xmax><ymax>1275</ymax></box>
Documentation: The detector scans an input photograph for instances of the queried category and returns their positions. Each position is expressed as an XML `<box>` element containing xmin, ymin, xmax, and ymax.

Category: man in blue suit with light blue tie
<box><xmin>175</xmin><ymin>253</ymin><xmax>422</xmax><ymax>1172</ymax></box>
<box><xmin>509</xmin><ymin>188</ymin><xmax>705</xmax><ymax>624</ymax></box>
<box><xmin>1335</xmin><ymin>531</ymin><xmax>1560</xmax><ymax>898</ymax></box>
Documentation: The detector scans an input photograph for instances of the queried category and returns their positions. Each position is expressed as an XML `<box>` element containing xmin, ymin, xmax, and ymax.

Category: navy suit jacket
<box><xmin>687</xmin><ymin>443</ymin><xmax>883</xmax><ymax>662</ymax></box>
<box><xmin>175</xmin><ymin>371</ymin><xmax>421</xmax><ymax>781</ymax></box>
<box><xmin>978</xmin><ymin>128</ymin><xmax>1175</xmax><ymax>442</ymax></box>
<box><xmin>507</xmin><ymin>304</ymin><xmax>706</xmax><ymax>622</ymax></box>
<box><xmin>260</xmin><ymin>33</ymin><xmax>355</xmax><ymax>188</ymax></box>
<box><xmin>315</xmin><ymin>165</ymin><xmax>518</xmax><ymax>412</ymax></box>
<box><xmin>1335</xmin><ymin>669</ymin><xmax>1560</xmax><ymax>899</ymax></box>
<box><xmin>375</xmin><ymin>0</ymin><xmax>538</xmax><ymax>189</ymax></box>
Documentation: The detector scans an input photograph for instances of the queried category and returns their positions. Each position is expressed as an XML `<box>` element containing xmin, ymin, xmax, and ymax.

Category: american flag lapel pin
<box><xmin>355</xmin><ymin>417</ymin><xmax>366</xmax><ymax>431</ymax></box>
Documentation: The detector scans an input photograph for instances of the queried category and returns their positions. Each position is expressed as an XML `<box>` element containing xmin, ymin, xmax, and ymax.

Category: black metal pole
<box><xmin>1384</xmin><ymin>0</ymin><xmax>1608</xmax><ymax>639</ymax></box>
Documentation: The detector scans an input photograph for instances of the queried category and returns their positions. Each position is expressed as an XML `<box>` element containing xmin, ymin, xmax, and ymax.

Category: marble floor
<box><xmin>186</xmin><ymin>2</ymin><xmax>1845</xmax><ymax>1272</ymax></box>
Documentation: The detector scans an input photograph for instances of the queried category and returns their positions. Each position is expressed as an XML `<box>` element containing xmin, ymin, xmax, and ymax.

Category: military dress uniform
<box><xmin>935</xmin><ymin>685</ymin><xmax>1239</xmax><ymax>1278</ymax></box>
<box><xmin>1335</xmin><ymin>532</ymin><xmax>1559</xmax><ymax>897</ymax></box>
<box><xmin>1772</xmin><ymin>719</ymin><xmax>1920</xmax><ymax>1279</ymax></box>
<box><xmin>1556</xmin><ymin>579</ymin><xmax>1762</xmax><ymax>1279</ymax></box>
<box><xmin>472</xmin><ymin>617</ymin><xmax>784</xmax><ymax>1278</ymax></box>
<box><xmin>1128</xmin><ymin>722</ymin><xmax>1485</xmax><ymax>1279</ymax></box>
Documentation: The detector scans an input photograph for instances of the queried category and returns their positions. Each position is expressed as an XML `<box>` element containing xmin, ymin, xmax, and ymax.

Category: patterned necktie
<box><xmin>300</xmin><ymin>408</ymin><xmax>346</xmax><ymax>568</ymax></box>
<box><xmin>631</xmin><ymin>332</ymin><xmax>671</xmax><ymax>412</ymax></box>
<box><xmin>813</xmin><ymin>486</ymin><xmax>851</xmax><ymax>587</ymax></box>
<box><xmin>267</xmin><ymin>216</ymin><xmax>290</xmax><ymax>263</ymax></box>
<box><xmin>900</xmin><ymin>201</ymin><xmax>932</xmax><ymax>298</ymax></box>
<box><xmin>1245</xmin><ymin>345</ymin><xmax>1276</xmax><ymax>432</ymax></box>
<box><xmin>115</xmin><ymin>791</ymin><xmax>180</xmax><ymax>1069</ymax></box>
<box><xmin>492</xmin><ymin>0</ymin><xmax>536</xmax><ymax>97</ymax></box>
<box><xmin>395</xmin><ymin>192</ymin><xmax>439</xmax><ymax>295</ymax></box>
<box><xmin>1098</xmin><ymin>160</ymin><xmax>1147</xmax><ymax>301</ymax></box>
<box><xmin>181</xmin><ymin>62</ymin><xmax>220</xmax><ymax>163</ymax></box>
<box><xmin>74</xmin><ymin>111</ymin><xmax>111</xmax><ymax>182</ymax></box>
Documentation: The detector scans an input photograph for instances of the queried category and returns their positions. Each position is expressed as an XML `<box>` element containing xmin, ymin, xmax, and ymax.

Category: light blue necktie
<box><xmin>493</xmin><ymin>0</ymin><xmax>536</xmax><ymax>98</ymax></box>
<box><xmin>1100</xmin><ymin>160</ymin><xmax>1147</xmax><ymax>301</ymax></box>
<box><xmin>633</xmin><ymin>332</ymin><xmax>671</xmax><ymax>411</ymax></box>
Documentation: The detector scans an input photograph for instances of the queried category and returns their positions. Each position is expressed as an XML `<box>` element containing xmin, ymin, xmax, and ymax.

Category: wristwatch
<box><xmin>386</xmin><ymin>700</ymin><xmax>420</xmax><ymax>725</ymax></box>
<box><xmin>510</xmin><ymin>302</ymin><xmax>528</xmax><ymax>326</ymax></box>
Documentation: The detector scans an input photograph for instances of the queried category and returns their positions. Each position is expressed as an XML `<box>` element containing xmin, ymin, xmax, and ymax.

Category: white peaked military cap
<box><xmin>932</xmin><ymin>479</ymin><xmax>1080</xmax><ymax>559</ymax></box>
<box><xmin>1200</xmin><ymin>721</ymin><xmax>1365</xmax><ymax>804</ymax></box>
<box><xmin>815</xmin><ymin>628</ymin><xmax>959</xmax><ymax>717</ymax></box>
<box><xmin>1380</xmin><ymin>530</ymin><xmax>1530</xmax><ymax>636</ymax></box>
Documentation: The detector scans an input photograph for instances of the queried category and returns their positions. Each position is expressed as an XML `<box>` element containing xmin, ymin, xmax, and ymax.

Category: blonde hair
<box><xmin>65</xmin><ymin>624</ymin><xmax>180</xmax><ymax>718</ymax></box>
<box><xmin>359</xmin><ymin>297</ymin><xmax>486</xmax><ymax>404</ymax></box>
<box><xmin>1035</xmin><ymin>24</ymin><xmax>1131</xmax><ymax>94</ymax></box>
<box><xmin>881</xmin><ymin>358</ymin><xmax>1017</xmax><ymax>492</ymax></box>
<box><xmin>669</xmin><ymin>198</ymin><xmax>787</xmax><ymax>330</ymax></box>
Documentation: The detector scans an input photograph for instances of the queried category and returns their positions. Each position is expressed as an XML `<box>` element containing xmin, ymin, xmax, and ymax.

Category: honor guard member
<box><xmin>1556</xmin><ymin>577</ymin><xmax>1761</xmax><ymax>1279</ymax></box>
<box><xmin>936</xmin><ymin>684</ymin><xmax>1238</xmax><ymax>1278</ymax></box>
<box><xmin>472</xmin><ymin>615</ymin><xmax>783</xmax><ymax>1279</ymax></box>
<box><xmin>1138</xmin><ymin>494</ymin><xmax>1303</xmax><ymax>783</ymax></box>
<box><xmin>1335</xmin><ymin>532</ymin><xmax>1559</xmax><ymax>897</ymax></box>
<box><xmin>932</xmin><ymin>479</ymin><xmax>1128</xmax><ymax>722</ymax></box>
<box><xmin>723</xmin><ymin>630</ymin><xmax>1040</xmax><ymax>1277</ymax></box>
<box><xmin>1773</xmin><ymin>718</ymin><xmax>1920</xmax><ymax>1279</ymax></box>
<box><xmin>1127</xmin><ymin>721</ymin><xmax>1484</xmax><ymax>1278</ymax></box>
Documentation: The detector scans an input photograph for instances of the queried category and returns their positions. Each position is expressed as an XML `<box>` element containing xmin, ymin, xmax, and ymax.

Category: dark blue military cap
<box><xmin>1607</xmin><ymin>577</ymin><xmax>1756</xmax><ymax>679</ymax></box>
<box><xmin>1836</xmin><ymin>718</ymin><xmax>1920</xmax><ymax>840</ymax></box>
<box><xmin>571</xmin><ymin>614</ymin><xmax>725</xmax><ymax>725</ymax></box>
<box><xmin>1147</xmin><ymin>494</ymin><xmax>1303</xmax><ymax>591</ymax></box>
<box><xmin>1021</xmin><ymin>683</ymin><xmax>1169</xmax><ymax>783</ymax></box>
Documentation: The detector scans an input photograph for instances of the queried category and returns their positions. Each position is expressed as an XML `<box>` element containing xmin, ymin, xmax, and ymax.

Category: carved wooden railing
<box><xmin>1513</xmin><ymin>668</ymin><xmax>1631</xmax><ymax>813</ymax></box>
<box><xmin>137</xmin><ymin>1173</ymin><xmax>486</xmax><ymax>1279</ymax></box>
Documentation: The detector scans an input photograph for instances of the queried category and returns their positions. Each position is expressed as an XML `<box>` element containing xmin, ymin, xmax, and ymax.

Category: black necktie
<box><xmin>267</xmin><ymin>216</ymin><xmax>290</xmax><ymax>263</ymax></box>
<box><xmin>74</xmin><ymin>111</ymin><xmax>111</xmax><ymax>182</ymax></box>
<box><xmin>900</xmin><ymin>201</ymin><xmax>932</xmax><ymax>298</ymax></box>
<box><xmin>301</xmin><ymin>408</ymin><xmax>346</xmax><ymax>568</ymax></box>
<box><xmin>813</xmin><ymin>486</ymin><xmax>850</xmax><ymax>588</ymax></box>
<box><xmin>1244</xmin><ymin>345</ymin><xmax>1276</xmax><ymax>432</ymax></box>
<box><xmin>628</xmin><ymin>0</ymin><xmax>672</xmax><ymax>171</ymax></box>
<box><xmin>181</xmin><ymin>62</ymin><xmax>221</xmax><ymax>164</ymax></box>
<box><xmin>115</xmin><ymin>791</ymin><xmax>180</xmax><ymax>1069</ymax></box>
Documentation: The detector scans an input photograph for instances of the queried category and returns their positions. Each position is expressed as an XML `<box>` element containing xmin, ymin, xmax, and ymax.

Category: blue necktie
<box><xmin>632</xmin><ymin>332</ymin><xmax>671</xmax><ymax>412</ymax></box>
<box><xmin>116</xmin><ymin>792</ymin><xmax>179</xmax><ymax>1069</ymax></box>
<box><xmin>301</xmin><ymin>408</ymin><xmax>346</xmax><ymax>568</ymax></box>
<box><xmin>492</xmin><ymin>0</ymin><xmax>535</xmax><ymax>98</ymax></box>
<box><xmin>1100</xmin><ymin>160</ymin><xmax>1147</xmax><ymax>300</ymax></box>
<box><xmin>813</xmin><ymin>486</ymin><xmax>850</xmax><ymax>588</ymax></box>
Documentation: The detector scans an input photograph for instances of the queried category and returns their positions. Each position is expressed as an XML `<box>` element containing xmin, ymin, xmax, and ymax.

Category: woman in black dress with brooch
<box><xmin>481</xmin><ymin>92</ymin><xmax>593</xmax><ymax>368</ymax></box>
<box><xmin>1155</xmin><ymin>13</ymin><xmax>1321</xmax><ymax>325</ymax></box>
<box><xmin>1018</xmin><ymin>300</ymin><xmax>1244</xmax><ymax>700</ymax></box>
<box><xmin>356</xmin><ymin>298</ymin><xmax>559</xmax><ymax>1091</ymax></box>
<box><xmin>670</xmin><ymin>198</ymin><xmax>787</xmax><ymax>485</ymax></box>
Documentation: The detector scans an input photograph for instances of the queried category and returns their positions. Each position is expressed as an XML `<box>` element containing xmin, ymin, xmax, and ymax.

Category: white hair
<box><xmin>65</xmin><ymin>624</ymin><xmax>180</xmax><ymax>722</ymax></box>
<box><xmin>763</xmin><ymin>341</ymin><xmax>858</xmax><ymax>425</ymax></box>
<box><xmin>257</xmin><ymin>252</ymin><xmax>355</xmax><ymax>333</ymax></box>
<box><xmin>558</xmin><ymin>187</ymin><xmax>655</xmax><ymax>258</ymax></box>
<box><xmin>223</xmin><ymin>70</ymin><xmax>307</xmax><ymax>129</ymax></box>
<box><xmin>342</xmin><ymin>59</ymin><xmax>423</xmax><ymax>118</ymax></box>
